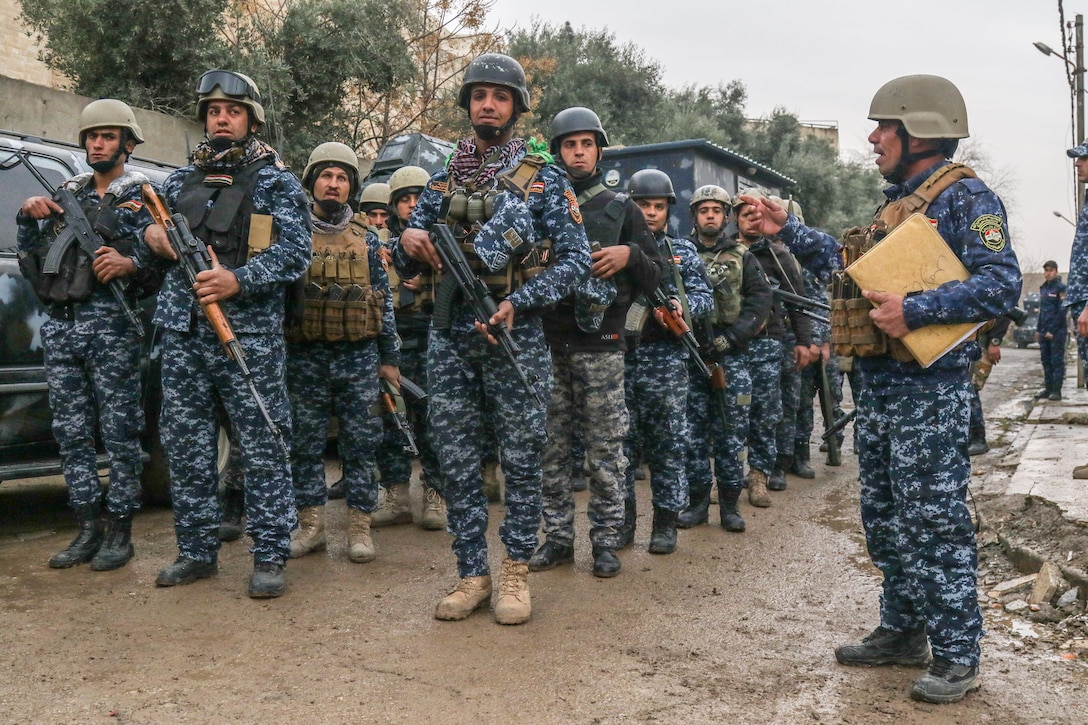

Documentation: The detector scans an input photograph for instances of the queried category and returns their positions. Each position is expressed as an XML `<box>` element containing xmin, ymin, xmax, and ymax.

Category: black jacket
<box><xmin>744</xmin><ymin>236</ymin><xmax>813</xmax><ymax>347</ymax></box>
<box><xmin>694</xmin><ymin>233</ymin><xmax>773</xmax><ymax>351</ymax></box>
<box><xmin>542</xmin><ymin>171</ymin><xmax>663</xmax><ymax>352</ymax></box>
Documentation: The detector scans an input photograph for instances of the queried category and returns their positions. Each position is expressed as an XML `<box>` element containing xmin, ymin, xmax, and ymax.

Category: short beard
<box><xmin>209</xmin><ymin>136</ymin><xmax>242</xmax><ymax>152</ymax></box>
<box><xmin>565</xmin><ymin>165</ymin><xmax>594</xmax><ymax>181</ymax></box>
<box><xmin>315</xmin><ymin>199</ymin><xmax>346</xmax><ymax>218</ymax></box>
<box><xmin>698</xmin><ymin>224</ymin><xmax>722</xmax><ymax>239</ymax></box>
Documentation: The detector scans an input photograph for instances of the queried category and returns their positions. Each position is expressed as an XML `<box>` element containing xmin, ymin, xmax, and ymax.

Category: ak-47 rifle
<box><xmin>430</xmin><ymin>222</ymin><xmax>545</xmax><ymax>409</ymax></box>
<box><xmin>140</xmin><ymin>183</ymin><xmax>290</xmax><ymax>461</ymax></box>
<box><xmin>373</xmin><ymin>378</ymin><xmax>421</xmax><ymax>456</ymax></box>
<box><xmin>822</xmin><ymin>408</ymin><xmax>855</xmax><ymax>445</ymax></box>
<box><xmin>771</xmin><ymin>285</ymin><xmax>830</xmax><ymax>325</ymax></box>
<box><xmin>649</xmin><ymin>287</ymin><xmax>713</xmax><ymax>379</ymax></box>
<box><xmin>815</xmin><ymin>360</ymin><xmax>843</xmax><ymax>466</ymax></box>
<box><xmin>7</xmin><ymin>149</ymin><xmax>144</xmax><ymax>336</ymax></box>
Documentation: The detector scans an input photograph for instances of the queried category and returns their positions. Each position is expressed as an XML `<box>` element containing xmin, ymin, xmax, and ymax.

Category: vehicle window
<box><xmin>0</xmin><ymin>153</ymin><xmax>74</xmax><ymax>251</ymax></box>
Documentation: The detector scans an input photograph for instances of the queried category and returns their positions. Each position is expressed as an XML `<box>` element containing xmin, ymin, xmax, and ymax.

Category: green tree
<box><xmin>507</xmin><ymin>21</ymin><xmax>668</xmax><ymax>146</ymax></box>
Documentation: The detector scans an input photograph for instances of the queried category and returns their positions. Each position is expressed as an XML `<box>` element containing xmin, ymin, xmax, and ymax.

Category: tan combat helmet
<box><xmin>732</xmin><ymin>188</ymin><xmax>766</xmax><ymax>210</ymax></box>
<box><xmin>78</xmin><ymin>99</ymin><xmax>145</xmax><ymax>147</ymax></box>
<box><xmin>302</xmin><ymin>142</ymin><xmax>360</xmax><ymax>197</ymax></box>
<box><xmin>359</xmin><ymin>182</ymin><xmax>391</xmax><ymax>212</ymax></box>
<box><xmin>868</xmin><ymin>75</ymin><xmax>969</xmax><ymax>139</ymax></box>
<box><xmin>690</xmin><ymin>184</ymin><xmax>732</xmax><ymax>213</ymax></box>
<box><xmin>782</xmin><ymin>198</ymin><xmax>804</xmax><ymax>224</ymax></box>
<box><xmin>388</xmin><ymin>165</ymin><xmax>431</xmax><ymax>206</ymax></box>
<box><xmin>195</xmin><ymin>69</ymin><xmax>266</xmax><ymax>126</ymax></box>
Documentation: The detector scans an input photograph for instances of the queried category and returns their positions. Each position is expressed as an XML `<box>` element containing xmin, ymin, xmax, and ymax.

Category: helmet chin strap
<box><xmin>886</xmin><ymin>126</ymin><xmax>945</xmax><ymax>183</ymax></box>
<box><xmin>87</xmin><ymin>131</ymin><xmax>131</xmax><ymax>173</ymax></box>
<box><xmin>472</xmin><ymin>112</ymin><xmax>519</xmax><ymax>142</ymax></box>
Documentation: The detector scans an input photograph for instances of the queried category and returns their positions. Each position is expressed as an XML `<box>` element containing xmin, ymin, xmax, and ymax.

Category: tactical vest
<box><xmin>175</xmin><ymin>159</ymin><xmax>273</xmax><ymax>269</ymax></box>
<box><xmin>831</xmin><ymin>163</ymin><xmax>977</xmax><ymax>362</ymax></box>
<box><xmin>435</xmin><ymin>154</ymin><xmax>552</xmax><ymax>300</ymax></box>
<box><xmin>287</xmin><ymin>218</ymin><xmax>385</xmax><ymax>343</ymax></box>
<box><xmin>20</xmin><ymin>182</ymin><xmax>126</xmax><ymax>305</ymax></box>
<box><xmin>700</xmin><ymin>242</ymin><xmax>746</xmax><ymax>327</ymax></box>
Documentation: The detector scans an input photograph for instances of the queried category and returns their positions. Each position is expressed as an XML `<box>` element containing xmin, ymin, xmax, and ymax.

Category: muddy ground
<box><xmin>1</xmin><ymin>347</ymin><xmax>1086</xmax><ymax>723</ymax></box>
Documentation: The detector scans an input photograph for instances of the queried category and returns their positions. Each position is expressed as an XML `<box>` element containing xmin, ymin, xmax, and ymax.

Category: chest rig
<box><xmin>435</xmin><ymin>154</ymin><xmax>552</xmax><ymax>302</ymax></box>
<box><xmin>175</xmin><ymin>159</ymin><xmax>272</xmax><ymax>269</ymax></box>
<box><xmin>831</xmin><ymin>163</ymin><xmax>976</xmax><ymax>361</ymax></box>
<box><xmin>700</xmin><ymin>242</ymin><xmax>746</xmax><ymax>327</ymax></box>
<box><xmin>288</xmin><ymin>219</ymin><xmax>385</xmax><ymax>343</ymax></box>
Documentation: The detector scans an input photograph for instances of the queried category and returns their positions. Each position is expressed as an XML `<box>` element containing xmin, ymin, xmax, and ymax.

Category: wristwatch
<box><xmin>989</xmin><ymin>337</ymin><xmax>1002</xmax><ymax>347</ymax></box>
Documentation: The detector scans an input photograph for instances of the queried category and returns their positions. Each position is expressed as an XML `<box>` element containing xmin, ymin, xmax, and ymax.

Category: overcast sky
<box><xmin>491</xmin><ymin>0</ymin><xmax>1081</xmax><ymax>272</ymax></box>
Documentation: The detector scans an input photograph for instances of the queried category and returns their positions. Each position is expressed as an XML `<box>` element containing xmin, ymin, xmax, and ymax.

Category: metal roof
<box><xmin>603</xmin><ymin>138</ymin><xmax>795</xmax><ymax>188</ymax></box>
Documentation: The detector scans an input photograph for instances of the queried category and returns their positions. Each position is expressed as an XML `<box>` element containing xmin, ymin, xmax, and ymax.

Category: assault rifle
<box><xmin>430</xmin><ymin>222</ymin><xmax>545</xmax><ymax>409</ymax></box>
<box><xmin>771</xmin><ymin>286</ymin><xmax>830</xmax><ymax>325</ymax></box>
<box><xmin>815</xmin><ymin>360</ymin><xmax>843</xmax><ymax>466</ymax></box>
<box><xmin>6</xmin><ymin>149</ymin><xmax>144</xmax><ymax>336</ymax></box>
<box><xmin>141</xmin><ymin>184</ymin><xmax>290</xmax><ymax>461</ymax></box>
<box><xmin>649</xmin><ymin>287</ymin><xmax>713</xmax><ymax>379</ymax></box>
<box><xmin>372</xmin><ymin>376</ymin><xmax>425</xmax><ymax>457</ymax></box>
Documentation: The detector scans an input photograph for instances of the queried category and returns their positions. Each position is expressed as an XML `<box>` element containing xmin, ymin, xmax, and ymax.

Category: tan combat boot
<box><xmin>435</xmin><ymin>575</ymin><xmax>492</xmax><ymax>621</ymax></box>
<box><xmin>370</xmin><ymin>482</ymin><xmax>413</xmax><ymax>527</ymax></box>
<box><xmin>1073</xmin><ymin>463</ymin><xmax>1088</xmax><ymax>480</ymax></box>
<box><xmin>289</xmin><ymin>505</ymin><xmax>326</xmax><ymax>558</ymax></box>
<box><xmin>747</xmin><ymin>470</ymin><xmax>772</xmax><ymax>508</ymax></box>
<box><xmin>348</xmin><ymin>508</ymin><xmax>377</xmax><ymax>563</ymax></box>
<box><xmin>494</xmin><ymin>558</ymin><xmax>531</xmax><ymax>625</ymax></box>
<box><xmin>420</xmin><ymin>485</ymin><xmax>447</xmax><ymax>530</ymax></box>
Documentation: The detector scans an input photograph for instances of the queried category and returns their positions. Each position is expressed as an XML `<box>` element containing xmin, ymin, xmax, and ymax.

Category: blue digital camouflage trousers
<box><xmin>428</xmin><ymin>323</ymin><xmax>552</xmax><ymax>578</ymax></box>
<box><xmin>745</xmin><ymin>337</ymin><xmax>783</xmax><ymax>474</ymax></box>
<box><xmin>540</xmin><ymin>350</ymin><xmax>628</xmax><ymax>549</ymax></box>
<box><xmin>686</xmin><ymin>352</ymin><xmax>752</xmax><ymax>498</ymax></box>
<box><xmin>42</xmin><ymin>315</ymin><xmax>144</xmax><ymax>516</ymax></box>
<box><xmin>776</xmin><ymin>332</ymin><xmax>802</xmax><ymax>464</ymax></box>
<box><xmin>623</xmin><ymin>341</ymin><xmax>690</xmax><ymax>512</ymax></box>
<box><xmin>160</xmin><ymin>326</ymin><xmax>294</xmax><ymax>565</ymax></box>
<box><xmin>855</xmin><ymin>377</ymin><xmax>982</xmax><ymax>667</ymax></box>
<box><xmin>287</xmin><ymin>340</ymin><xmax>381</xmax><ymax>513</ymax></box>
<box><xmin>375</xmin><ymin>329</ymin><xmax>443</xmax><ymax>492</ymax></box>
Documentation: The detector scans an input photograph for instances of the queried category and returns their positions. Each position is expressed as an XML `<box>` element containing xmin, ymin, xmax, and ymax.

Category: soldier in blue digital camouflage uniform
<box><xmin>679</xmin><ymin>185</ymin><xmax>771</xmax><ymax>533</ymax></box>
<box><xmin>372</xmin><ymin>164</ymin><xmax>447</xmax><ymax>531</ymax></box>
<box><xmin>284</xmin><ymin>142</ymin><xmax>400</xmax><ymax>565</ymax></box>
<box><xmin>1064</xmin><ymin>141</ymin><xmax>1088</xmax><ymax>478</ymax></box>
<box><xmin>732</xmin><ymin>191</ymin><xmax>814</xmax><ymax>506</ymax></box>
<box><xmin>620</xmin><ymin>169</ymin><xmax>713</xmax><ymax>554</ymax></box>
<box><xmin>747</xmin><ymin>75</ymin><xmax>1021</xmax><ymax>705</ymax></box>
<box><xmin>395</xmin><ymin>53</ymin><xmax>590</xmax><ymax>625</ymax></box>
<box><xmin>140</xmin><ymin>70</ymin><xmax>311</xmax><ymax>599</ymax></box>
<box><xmin>1034</xmin><ymin>260</ymin><xmax>1067</xmax><ymax>401</ymax></box>
<box><xmin>17</xmin><ymin>99</ymin><xmax>159</xmax><ymax>572</ymax></box>
<box><xmin>529</xmin><ymin>107</ymin><xmax>663</xmax><ymax>579</ymax></box>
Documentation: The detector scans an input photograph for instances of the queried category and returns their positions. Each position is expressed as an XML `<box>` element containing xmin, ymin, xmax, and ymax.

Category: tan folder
<box><xmin>845</xmin><ymin>213</ymin><xmax>983</xmax><ymax>368</ymax></box>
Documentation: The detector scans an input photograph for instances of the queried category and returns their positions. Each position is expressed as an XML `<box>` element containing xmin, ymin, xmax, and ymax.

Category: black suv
<box><xmin>1012</xmin><ymin>292</ymin><xmax>1040</xmax><ymax>349</ymax></box>
<box><xmin>0</xmin><ymin>130</ymin><xmax>179</xmax><ymax>503</ymax></box>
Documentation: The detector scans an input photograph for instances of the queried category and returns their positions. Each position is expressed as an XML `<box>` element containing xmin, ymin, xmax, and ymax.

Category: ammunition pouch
<box><xmin>19</xmin><ymin>243</ymin><xmax>94</xmax><ymax>304</ymax></box>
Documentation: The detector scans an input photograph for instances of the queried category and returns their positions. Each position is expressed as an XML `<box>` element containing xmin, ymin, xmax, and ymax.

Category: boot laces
<box><xmin>928</xmin><ymin>656</ymin><xmax>953</xmax><ymax>677</ymax></box>
<box><xmin>425</xmin><ymin>487</ymin><xmax>442</xmax><ymax>508</ymax></box>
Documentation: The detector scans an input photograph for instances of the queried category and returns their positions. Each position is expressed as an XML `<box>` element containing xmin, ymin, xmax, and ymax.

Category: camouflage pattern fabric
<box><xmin>17</xmin><ymin>175</ymin><xmax>154</xmax><ymax>517</ymax></box>
<box><xmin>540</xmin><ymin>350</ymin><xmax>628</xmax><ymax>548</ymax></box>
<box><xmin>744</xmin><ymin>337</ymin><xmax>783</xmax><ymax>474</ymax></box>
<box><xmin>685</xmin><ymin>351</ymin><xmax>752</xmax><ymax>498</ymax></box>
<box><xmin>160</xmin><ymin>327</ymin><xmax>294</xmax><ymax>565</ymax></box>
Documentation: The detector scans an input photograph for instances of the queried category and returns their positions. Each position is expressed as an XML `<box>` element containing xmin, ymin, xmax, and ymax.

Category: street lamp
<box><xmin>1054</xmin><ymin>210</ymin><xmax>1076</xmax><ymax>226</ymax></box>
<box><xmin>1035</xmin><ymin>14</ymin><xmax>1085</xmax><ymax>206</ymax></box>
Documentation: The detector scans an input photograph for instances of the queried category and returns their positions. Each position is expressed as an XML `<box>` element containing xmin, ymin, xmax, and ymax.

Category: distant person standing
<box><xmin>1034</xmin><ymin>260</ymin><xmax>1067</xmax><ymax>401</ymax></box>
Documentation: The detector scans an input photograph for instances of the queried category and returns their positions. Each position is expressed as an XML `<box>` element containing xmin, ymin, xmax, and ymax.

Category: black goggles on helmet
<box><xmin>196</xmin><ymin>70</ymin><xmax>262</xmax><ymax>103</ymax></box>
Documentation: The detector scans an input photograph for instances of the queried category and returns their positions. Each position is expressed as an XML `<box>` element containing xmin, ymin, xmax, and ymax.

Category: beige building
<box><xmin>1</xmin><ymin>0</ymin><xmax>64</xmax><ymax>87</ymax></box>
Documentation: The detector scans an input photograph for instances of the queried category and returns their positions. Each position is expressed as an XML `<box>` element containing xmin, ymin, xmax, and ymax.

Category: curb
<box><xmin>979</xmin><ymin>511</ymin><xmax>1088</xmax><ymax>596</ymax></box>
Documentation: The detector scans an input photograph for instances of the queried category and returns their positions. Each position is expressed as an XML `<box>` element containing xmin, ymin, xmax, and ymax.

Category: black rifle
<box><xmin>822</xmin><ymin>408</ymin><xmax>856</xmax><ymax>443</ymax></box>
<box><xmin>142</xmin><ymin>184</ymin><xmax>290</xmax><ymax>461</ymax></box>
<box><xmin>772</xmin><ymin>286</ymin><xmax>830</xmax><ymax>325</ymax></box>
<box><xmin>6</xmin><ymin>149</ymin><xmax>143</xmax><ymax>336</ymax></box>
<box><xmin>430</xmin><ymin>222</ymin><xmax>545</xmax><ymax>409</ymax></box>
<box><xmin>815</xmin><ymin>360</ymin><xmax>843</xmax><ymax>466</ymax></box>
<box><xmin>373</xmin><ymin>378</ymin><xmax>420</xmax><ymax>457</ymax></box>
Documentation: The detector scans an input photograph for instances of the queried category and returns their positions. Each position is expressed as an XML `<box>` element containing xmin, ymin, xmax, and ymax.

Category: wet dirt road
<box><xmin>1</xmin><ymin>348</ymin><xmax>1086</xmax><ymax>723</ymax></box>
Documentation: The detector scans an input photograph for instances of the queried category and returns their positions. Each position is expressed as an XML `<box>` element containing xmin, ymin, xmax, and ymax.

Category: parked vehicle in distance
<box><xmin>0</xmin><ymin>130</ymin><xmax>180</xmax><ymax>504</ymax></box>
<box><xmin>1013</xmin><ymin>293</ymin><xmax>1040</xmax><ymax>349</ymax></box>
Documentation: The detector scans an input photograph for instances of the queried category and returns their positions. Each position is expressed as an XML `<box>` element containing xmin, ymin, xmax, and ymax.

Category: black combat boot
<box><xmin>718</xmin><ymin>487</ymin><xmax>746</xmax><ymax>532</ymax></box>
<box><xmin>217</xmin><ymin>486</ymin><xmax>245</xmax><ymax>542</ymax></box>
<box><xmin>616</xmin><ymin>497</ymin><xmax>637</xmax><ymax>549</ymax></box>
<box><xmin>647</xmin><ymin>507</ymin><xmax>678</xmax><ymax>554</ymax></box>
<box><xmin>527</xmin><ymin>539</ymin><xmax>574</xmax><ymax>571</ymax></box>
<box><xmin>967</xmin><ymin>429</ymin><xmax>989</xmax><ymax>457</ymax></box>
<box><xmin>48</xmin><ymin>505</ymin><xmax>105</xmax><ymax>569</ymax></box>
<box><xmin>156</xmin><ymin>557</ymin><xmax>218</xmax><ymax>587</ymax></box>
<box><xmin>834</xmin><ymin>626</ymin><xmax>931</xmax><ymax>667</ymax></box>
<box><xmin>677</xmin><ymin>490</ymin><xmax>710</xmax><ymax>528</ymax></box>
<box><xmin>248</xmin><ymin>561</ymin><xmax>286</xmax><ymax>598</ymax></box>
<box><xmin>791</xmin><ymin>444</ymin><xmax>816</xmax><ymax>479</ymax></box>
<box><xmin>910</xmin><ymin>656</ymin><xmax>980</xmax><ymax>704</ymax></box>
<box><xmin>90</xmin><ymin>513</ymin><xmax>134</xmax><ymax>571</ymax></box>
<box><xmin>768</xmin><ymin>456</ymin><xmax>789</xmax><ymax>491</ymax></box>
<box><xmin>591</xmin><ymin>546</ymin><xmax>621</xmax><ymax>578</ymax></box>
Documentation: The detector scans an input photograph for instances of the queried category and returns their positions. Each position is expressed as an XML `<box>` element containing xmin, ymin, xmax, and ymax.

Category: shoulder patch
<box><xmin>564</xmin><ymin>187</ymin><xmax>583</xmax><ymax>224</ymax></box>
<box><xmin>429</xmin><ymin>180</ymin><xmax>448</xmax><ymax>193</ymax></box>
<box><xmin>116</xmin><ymin>200</ymin><xmax>144</xmax><ymax>213</ymax></box>
<box><xmin>529</xmin><ymin>181</ymin><xmax>545</xmax><ymax>195</ymax></box>
<box><xmin>970</xmin><ymin>213</ymin><xmax>1006</xmax><ymax>252</ymax></box>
